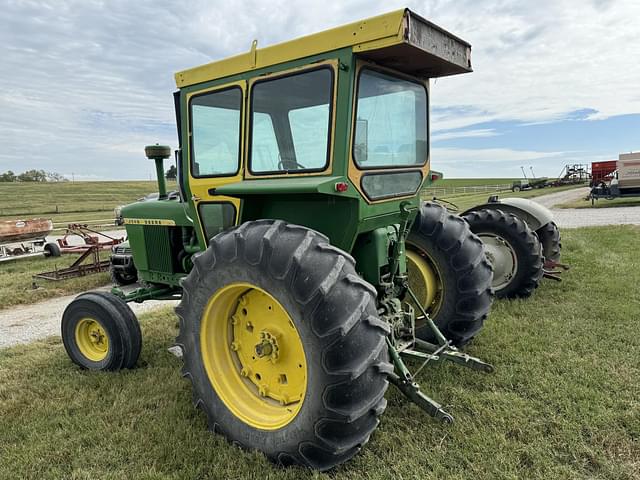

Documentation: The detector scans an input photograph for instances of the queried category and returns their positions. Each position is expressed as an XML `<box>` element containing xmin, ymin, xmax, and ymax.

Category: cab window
<box><xmin>353</xmin><ymin>69</ymin><xmax>428</xmax><ymax>169</ymax></box>
<box><xmin>190</xmin><ymin>87</ymin><xmax>242</xmax><ymax>177</ymax></box>
<box><xmin>249</xmin><ymin>67</ymin><xmax>333</xmax><ymax>174</ymax></box>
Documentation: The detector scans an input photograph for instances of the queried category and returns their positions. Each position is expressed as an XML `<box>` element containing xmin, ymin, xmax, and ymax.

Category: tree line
<box><xmin>0</xmin><ymin>170</ymin><xmax>68</xmax><ymax>182</ymax></box>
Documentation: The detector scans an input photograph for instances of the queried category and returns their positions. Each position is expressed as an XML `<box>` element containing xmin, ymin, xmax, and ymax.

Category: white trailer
<box><xmin>590</xmin><ymin>152</ymin><xmax>640</xmax><ymax>202</ymax></box>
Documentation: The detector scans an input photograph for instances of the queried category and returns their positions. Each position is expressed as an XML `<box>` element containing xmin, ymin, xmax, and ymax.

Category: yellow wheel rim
<box><xmin>75</xmin><ymin>318</ymin><xmax>109</xmax><ymax>362</ymax></box>
<box><xmin>200</xmin><ymin>283</ymin><xmax>307</xmax><ymax>430</ymax></box>
<box><xmin>406</xmin><ymin>248</ymin><xmax>443</xmax><ymax>319</ymax></box>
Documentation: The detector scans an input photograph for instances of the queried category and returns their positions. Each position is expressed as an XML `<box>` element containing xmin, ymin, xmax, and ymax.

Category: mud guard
<box><xmin>462</xmin><ymin>197</ymin><xmax>554</xmax><ymax>231</ymax></box>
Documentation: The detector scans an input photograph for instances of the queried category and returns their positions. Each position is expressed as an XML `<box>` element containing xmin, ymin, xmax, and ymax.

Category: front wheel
<box><xmin>61</xmin><ymin>291</ymin><xmax>142</xmax><ymax>370</ymax></box>
<box><xmin>463</xmin><ymin>209</ymin><xmax>543</xmax><ymax>298</ymax></box>
<box><xmin>536</xmin><ymin>221</ymin><xmax>561</xmax><ymax>263</ymax></box>
<box><xmin>176</xmin><ymin>220</ymin><xmax>390</xmax><ymax>471</ymax></box>
<box><xmin>110</xmin><ymin>266</ymin><xmax>138</xmax><ymax>286</ymax></box>
<box><xmin>43</xmin><ymin>242</ymin><xmax>61</xmax><ymax>257</ymax></box>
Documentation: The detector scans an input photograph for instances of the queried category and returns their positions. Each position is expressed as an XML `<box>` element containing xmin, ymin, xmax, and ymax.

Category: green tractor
<box><xmin>62</xmin><ymin>9</ymin><xmax>500</xmax><ymax>470</ymax></box>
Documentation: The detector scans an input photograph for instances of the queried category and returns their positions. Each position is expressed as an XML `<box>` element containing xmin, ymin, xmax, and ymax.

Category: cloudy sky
<box><xmin>1</xmin><ymin>0</ymin><xmax>639</xmax><ymax>180</ymax></box>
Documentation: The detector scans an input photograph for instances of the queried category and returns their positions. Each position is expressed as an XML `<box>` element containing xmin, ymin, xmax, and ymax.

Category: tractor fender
<box><xmin>462</xmin><ymin>197</ymin><xmax>554</xmax><ymax>231</ymax></box>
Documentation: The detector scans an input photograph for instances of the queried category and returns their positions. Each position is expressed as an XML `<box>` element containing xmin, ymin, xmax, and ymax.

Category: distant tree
<box><xmin>0</xmin><ymin>170</ymin><xmax>16</xmax><ymax>182</ymax></box>
<box><xmin>165</xmin><ymin>165</ymin><xmax>177</xmax><ymax>180</ymax></box>
<box><xmin>17</xmin><ymin>169</ymin><xmax>47</xmax><ymax>182</ymax></box>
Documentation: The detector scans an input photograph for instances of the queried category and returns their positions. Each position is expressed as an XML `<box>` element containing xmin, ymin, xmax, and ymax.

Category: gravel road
<box><xmin>2</xmin><ymin>187</ymin><xmax>639</xmax><ymax>349</ymax></box>
<box><xmin>528</xmin><ymin>187</ymin><xmax>640</xmax><ymax>228</ymax></box>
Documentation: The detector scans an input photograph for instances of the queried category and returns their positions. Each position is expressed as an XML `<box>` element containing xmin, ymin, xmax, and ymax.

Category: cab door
<box><xmin>185</xmin><ymin>80</ymin><xmax>245</xmax><ymax>246</ymax></box>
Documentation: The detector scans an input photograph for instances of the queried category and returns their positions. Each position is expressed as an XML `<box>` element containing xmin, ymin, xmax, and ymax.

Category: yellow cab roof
<box><xmin>175</xmin><ymin>8</ymin><xmax>472</xmax><ymax>88</ymax></box>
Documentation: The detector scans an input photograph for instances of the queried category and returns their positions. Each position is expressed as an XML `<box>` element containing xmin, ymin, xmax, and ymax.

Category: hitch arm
<box><xmin>387</xmin><ymin>339</ymin><xmax>454</xmax><ymax>423</ymax></box>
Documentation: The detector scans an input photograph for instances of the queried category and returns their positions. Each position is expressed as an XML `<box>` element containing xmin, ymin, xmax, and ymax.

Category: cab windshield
<box><xmin>353</xmin><ymin>69</ymin><xmax>428</xmax><ymax>169</ymax></box>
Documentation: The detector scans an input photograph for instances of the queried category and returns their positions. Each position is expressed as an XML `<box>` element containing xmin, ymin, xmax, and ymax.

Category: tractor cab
<box><xmin>120</xmin><ymin>8</ymin><xmax>472</xmax><ymax>289</ymax></box>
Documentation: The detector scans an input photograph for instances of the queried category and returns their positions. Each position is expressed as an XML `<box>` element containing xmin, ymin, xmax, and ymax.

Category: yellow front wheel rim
<box><xmin>75</xmin><ymin>318</ymin><xmax>109</xmax><ymax>362</ymax></box>
<box><xmin>406</xmin><ymin>249</ymin><xmax>442</xmax><ymax>317</ymax></box>
<box><xmin>201</xmin><ymin>283</ymin><xmax>307</xmax><ymax>430</ymax></box>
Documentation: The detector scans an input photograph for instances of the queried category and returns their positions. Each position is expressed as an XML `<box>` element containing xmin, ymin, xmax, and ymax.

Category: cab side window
<box><xmin>190</xmin><ymin>87</ymin><xmax>242</xmax><ymax>177</ymax></box>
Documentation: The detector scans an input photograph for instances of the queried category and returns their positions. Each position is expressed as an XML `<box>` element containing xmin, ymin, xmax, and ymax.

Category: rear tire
<box><xmin>62</xmin><ymin>291</ymin><xmax>141</xmax><ymax>370</ymax></box>
<box><xmin>536</xmin><ymin>221</ymin><xmax>561</xmax><ymax>263</ymax></box>
<box><xmin>407</xmin><ymin>202</ymin><xmax>493</xmax><ymax>347</ymax></box>
<box><xmin>463</xmin><ymin>209</ymin><xmax>543</xmax><ymax>299</ymax></box>
<box><xmin>176</xmin><ymin>220</ymin><xmax>390</xmax><ymax>471</ymax></box>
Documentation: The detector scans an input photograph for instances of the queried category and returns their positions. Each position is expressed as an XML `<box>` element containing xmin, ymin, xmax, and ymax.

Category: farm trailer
<box><xmin>0</xmin><ymin>218</ymin><xmax>60</xmax><ymax>261</ymax></box>
<box><xmin>590</xmin><ymin>153</ymin><xmax>640</xmax><ymax>203</ymax></box>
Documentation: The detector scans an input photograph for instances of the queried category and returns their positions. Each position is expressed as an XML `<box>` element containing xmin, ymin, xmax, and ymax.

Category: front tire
<box><xmin>463</xmin><ymin>209</ymin><xmax>543</xmax><ymax>298</ymax></box>
<box><xmin>44</xmin><ymin>242</ymin><xmax>61</xmax><ymax>257</ymax></box>
<box><xmin>110</xmin><ymin>266</ymin><xmax>138</xmax><ymax>286</ymax></box>
<box><xmin>176</xmin><ymin>220</ymin><xmax>390</xmax><ymax>471</ymax></box>
<box><xmin>407</xmin><ymin>202</ymin><xmax>493</xmax><ymax>347</ymax></box>
<box><xmin>536</xmin><ymin>221</ymin><xmax>561</xmax><ymax>263</ymax></box>
<box><xmin>61</xmin><ymin>291</ymin><xmax>142</xmax><ymax>370</ymax></box>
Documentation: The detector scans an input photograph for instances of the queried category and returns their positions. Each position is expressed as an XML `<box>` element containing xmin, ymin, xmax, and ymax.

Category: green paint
<box><xmin>120</xmin><ymin>46</ymin><xmax>436</xmax><ymax>288</ymax></box>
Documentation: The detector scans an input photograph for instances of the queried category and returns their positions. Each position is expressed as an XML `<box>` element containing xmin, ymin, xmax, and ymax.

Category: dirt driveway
<box><xmin>0</xmin><ymin>288</ymin><xmax>177</xmax><ymax>349</ymax></box>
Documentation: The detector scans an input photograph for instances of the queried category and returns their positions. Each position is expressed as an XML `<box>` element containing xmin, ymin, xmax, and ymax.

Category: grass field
<box><xmin>1</xmin><ymin>226</ymin><xmax>638</xmax><ymax>479</ymax></box>
<box><xmin>429</xmin><ymin>178</ymin><xmax>517</xmax><ymax>187</ymax></box>
<box><xmin>0</xmin><ymin>252</ymin><xmax>110</xmax><ymax>310</ymax></box>
<box><xmin>0</xmin><ymin>181</ymin><xmax>176</xmax><ymax>230</ymax></box>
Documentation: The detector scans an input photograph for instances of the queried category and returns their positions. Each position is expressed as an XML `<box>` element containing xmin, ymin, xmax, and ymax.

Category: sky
<box><xmin>1</xmin><ymin>0</ymin><xmax>639</xmax><ymax>180</ymax></box>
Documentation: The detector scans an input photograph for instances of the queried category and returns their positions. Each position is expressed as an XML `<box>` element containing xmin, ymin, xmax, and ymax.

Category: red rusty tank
<box><xmin>0</xmin><ymin>218</ymin><xmax>53</xmax><ymax>244</ymax></box>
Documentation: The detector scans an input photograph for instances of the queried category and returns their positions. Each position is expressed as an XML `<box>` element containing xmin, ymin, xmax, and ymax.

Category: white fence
<box><xmin>421</xmin><ymin>183</ymin><xmax>512</xmax><ymax>197</ymax></box>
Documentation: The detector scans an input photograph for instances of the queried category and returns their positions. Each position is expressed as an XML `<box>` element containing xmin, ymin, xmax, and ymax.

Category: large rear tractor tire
<box><xmin>407</xmin><ymin>202</ymin><xmax>493</xmax><ymax>347</ymax></box>
<box><xmin>176</xmin><ymin>220</ymin><xmax>390</xmax><ymax>471</ymax></box>
<box><xmin>61</xmin><ymin>291</ymin><xmax>142</xmax><ymax>370</ymax></box>
<box><xmin>463</xmin><ymin>209</ymin><xmax>543</xmax><ymax>299</ymax></box>
<box><xmin>536</xmin><ymin>221</ymin><xmax>561</xmax><ymax>263</ymax></box>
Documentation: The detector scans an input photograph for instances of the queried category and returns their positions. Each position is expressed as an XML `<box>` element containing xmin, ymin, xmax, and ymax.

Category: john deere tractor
<box><xmin>62</xmin><ymin>9</ymin><xmax>497</xmax><ymax>470</ymax></box>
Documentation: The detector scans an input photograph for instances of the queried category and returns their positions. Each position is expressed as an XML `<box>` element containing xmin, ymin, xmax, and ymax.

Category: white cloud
<box><xmin>0</xmin><ymin>0</ymin><xmax>639</xmax><ymax>178</ymax></box>
<box><xmin>432</xmin><ymin>129</ymin><xmax>499</xmax><ymax>142</ymax></box>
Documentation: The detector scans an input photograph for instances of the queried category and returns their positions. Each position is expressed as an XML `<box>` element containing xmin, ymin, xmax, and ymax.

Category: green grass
<box><xmin>558</xmin><ymin>196</ymin><xmax>640</xmax><ymax>209</ymax></box>
<box><xmin>430</xmin><ymin>178</ymin><xmax>518</xmax><ymax>188</ymax></box>
<box><xmin>0</xmin><ymin>253</ymin><xmax>110</xmax><ymax>310</ymax></box>
<box><xmin>1</xmin><ymin>226</ymin><xmax>639</xmax><ymax>479</ymax></box>
<box><xmin>0</xmin><ymin>181</ymin><xmax>177</xmax><ymax>230</ymax></box>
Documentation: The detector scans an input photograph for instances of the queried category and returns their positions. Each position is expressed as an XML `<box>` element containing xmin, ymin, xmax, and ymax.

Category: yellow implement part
<box><xmin>200</xmin><ymin>283</ymin><xmax>307</xmax><ymax>430</ymax></box>
<box><xmin>75</xmin><ymin>317</ymin><xmax>109</xmax><ymax>362</ymax></box>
